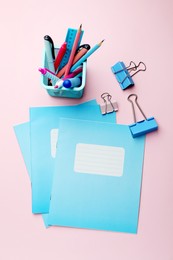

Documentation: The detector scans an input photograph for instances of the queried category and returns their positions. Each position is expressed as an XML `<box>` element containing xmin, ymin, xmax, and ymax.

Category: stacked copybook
<box><xmin>14</xmin><ymin>99</ymin><xmax>145</xmax><ymax>233</ymax></box>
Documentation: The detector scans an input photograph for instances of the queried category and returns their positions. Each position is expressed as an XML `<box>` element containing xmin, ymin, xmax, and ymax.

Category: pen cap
<box><xmin>44</xmin><ymin>35</ymin><xmax>55</xmax><ymax>61</ymax></box>
<box><xmin>76</xmin><ymin>44</ymin><xmax>91</xmax><ymax>53</ymax></box>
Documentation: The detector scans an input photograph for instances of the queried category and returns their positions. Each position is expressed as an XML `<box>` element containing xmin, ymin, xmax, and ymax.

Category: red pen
<box><xmin>54</xmin><ymin>42</ymin><xmax>67</xmax><ymax>72</ymax></box>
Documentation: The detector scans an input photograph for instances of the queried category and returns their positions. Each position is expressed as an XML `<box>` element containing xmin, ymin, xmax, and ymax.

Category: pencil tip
<box><xmin>99</xmin><ymin>39</ymin><xmax>105</xmax><ymax>46</ymax></box>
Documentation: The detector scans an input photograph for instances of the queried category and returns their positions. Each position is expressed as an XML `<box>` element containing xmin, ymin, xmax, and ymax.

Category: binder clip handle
<box><xmin>127</xmin><ymin>94</ymin><xmax>147</xmax><ymax>123</ymax></box>
<box><xmin>116</xmin><ymin>61</ymin><xmax>137</xmax><ymax>75</ymax></box>
<box><xmin>126</xmin><ymin>61</ymin><xmax>137</xmax><ymax>72</ymax></box>
<box><xmin>117</xmin><ymin>61</ymin><xmax>146</xmax><ymax>78</ymax></box>
<box><xmin>130</xmin><ymin>62</ymin><xmax>147</xmax><ymax>78</ymax></box>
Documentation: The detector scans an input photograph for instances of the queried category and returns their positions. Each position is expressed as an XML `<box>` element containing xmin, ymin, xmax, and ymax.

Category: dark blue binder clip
<box><xmin>111</xmin><ymin>61</ymin><xmax>146</xmax><ymax>90</ymax></box>
<box><xmin>128</xmin><ymin>94</ymin><xmax>158</xmax><ymax>138</ymax></box>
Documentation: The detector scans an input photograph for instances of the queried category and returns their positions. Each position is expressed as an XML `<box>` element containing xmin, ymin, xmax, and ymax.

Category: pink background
<box><xmin>0</xmin><ymin>0</ymin><xmax>173</xmax><ymax>259</ymax></box>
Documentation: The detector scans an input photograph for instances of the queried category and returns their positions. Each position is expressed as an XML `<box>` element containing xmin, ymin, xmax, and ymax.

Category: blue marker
<box><xmin>62</xmin><ymin>77</ymin><xmax>82</xmax><ymax>88</ymax></box>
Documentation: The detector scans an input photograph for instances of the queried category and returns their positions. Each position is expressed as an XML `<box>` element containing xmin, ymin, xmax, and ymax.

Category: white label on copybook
<box><xmin>74</xmin><ymin>143</ymin><xmax>125</xmax><ymax>177</ymax></box>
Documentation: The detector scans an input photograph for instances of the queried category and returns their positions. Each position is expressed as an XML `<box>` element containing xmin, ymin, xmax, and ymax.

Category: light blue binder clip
<box><xmin>128</xmin><ymin>94</ymin><xmax>158</xmax><ymax>138</ymax></box>
<box><xmin>111</xmin><ymin>61</ymin><xmax>146</xmax><ymax>90</ymax></box>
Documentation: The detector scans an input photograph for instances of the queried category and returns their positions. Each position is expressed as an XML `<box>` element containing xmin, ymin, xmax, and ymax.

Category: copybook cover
<box><xmin>48</xmin><ymin>118</ymin><xmax>145</xmax><ymax>233</ymax></box>
<box><xmin>30</xmin><ymin>101</ymin><xmax>116</xmax><ymax>214</ymax></box>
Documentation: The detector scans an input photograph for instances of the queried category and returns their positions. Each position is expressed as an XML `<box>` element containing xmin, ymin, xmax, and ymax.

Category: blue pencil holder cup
<box><xmin>41</xmin><ymin>48</ymin><xmax>87</xmax><ymax>98</ymax></box>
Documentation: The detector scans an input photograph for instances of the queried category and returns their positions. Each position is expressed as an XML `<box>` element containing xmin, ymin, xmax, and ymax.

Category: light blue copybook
<box><xmin>14</xmin><ymin>100</ymin><xmax>117</xmax><ymax>227</ymax></box>
<box><xmin>14</xmin><ymin>122</ymin><xmax>31</xmax><ymax>179</ymax></box>
<box><xmin>47</xmin><ymin>118</ymin><xmax>145</xmax><ymax>233</ymax></box>
<box><xmin>14</xmin><ymin>122</ymin><xmax>50</xmax><ymax>226</ymax></box>
<box><xmin>21</xmin><ymin>100</ymin><xmax>116</xmax><ymax>214</ymax></box>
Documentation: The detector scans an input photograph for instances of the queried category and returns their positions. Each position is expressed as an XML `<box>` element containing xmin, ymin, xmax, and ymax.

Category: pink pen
<box><xmin>64</xmin><ymin>67</ymin><xmax>83</xmax><ymax>79</ymax></box>
<box><xmin>38</xmin><ymin>68</ymin><xmax>59</xmax><ymax>85</ymax></box>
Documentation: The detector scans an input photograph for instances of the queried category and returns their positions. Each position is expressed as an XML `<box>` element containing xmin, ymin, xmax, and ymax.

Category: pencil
<box><xmin>64</xmin><ymin>24</ymin><xmax>82</xmax><ymax>77</ymax></box>
<box><xmin>57</xmin><ymin>47</ymin><xmax>88</xmax><ymax>78</ymax></box>
<box><xmin>70</xmin><ymin>40</ymin><xmax>104</xmax><ymax>72</ymax></box>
